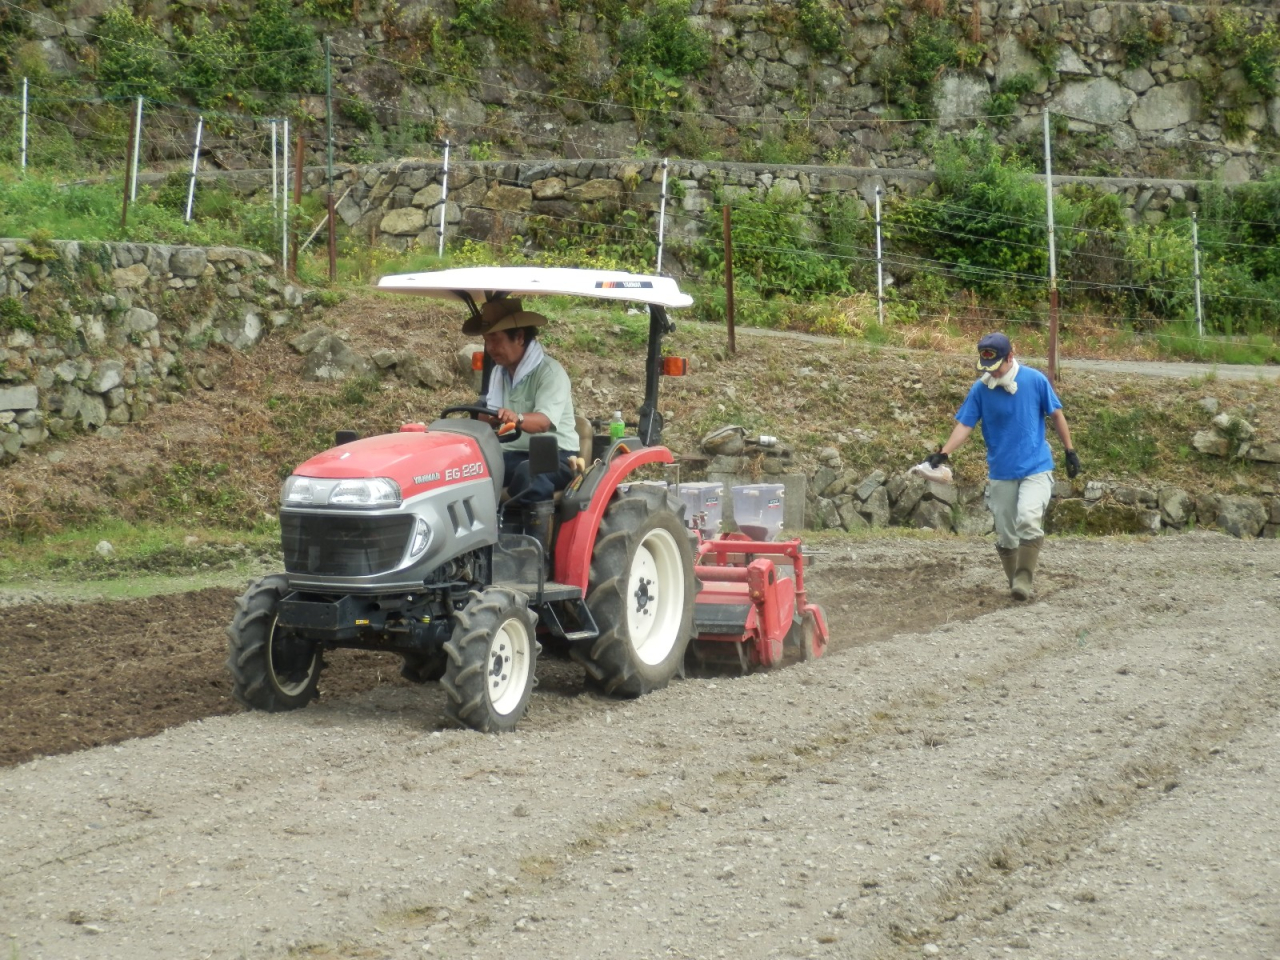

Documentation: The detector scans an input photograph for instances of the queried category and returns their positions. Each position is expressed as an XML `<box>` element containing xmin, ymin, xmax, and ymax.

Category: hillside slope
<box><xmin>2</xmin><ymin>288</ymin><xmax>1279</xmax><ymax>538</ymax></box>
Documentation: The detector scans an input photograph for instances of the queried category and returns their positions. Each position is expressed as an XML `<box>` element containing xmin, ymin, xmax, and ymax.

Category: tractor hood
<box><xmin>291</xmin><ymin>429</ymin><xmax>493</xmax><ymax>502</ymax></box>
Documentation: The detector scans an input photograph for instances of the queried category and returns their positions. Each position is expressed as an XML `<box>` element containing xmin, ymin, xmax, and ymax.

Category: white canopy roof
<box><xmin>376</xmin><ymin>266</ymin><xmax>694</xmax><ymax>309</ymax></box>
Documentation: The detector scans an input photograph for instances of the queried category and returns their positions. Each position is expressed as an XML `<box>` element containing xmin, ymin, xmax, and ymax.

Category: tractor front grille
<box><xmin>281</xmin><ymin>511</ymin><xmax>414</xmax><ymax>578</ymax></box>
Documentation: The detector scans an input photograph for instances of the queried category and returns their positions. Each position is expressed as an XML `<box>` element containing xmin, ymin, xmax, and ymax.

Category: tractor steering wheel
<box><xmin>440</xmin><ymin>403</ymin><xmax>523</xmax><ymax>443</ymax></box>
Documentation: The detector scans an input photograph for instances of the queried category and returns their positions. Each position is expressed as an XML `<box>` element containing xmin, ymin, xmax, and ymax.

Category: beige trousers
<box><xmin>985</xmin><ymin>471</ymin><xmax>1053</xmax><ymax>550</ymax></box>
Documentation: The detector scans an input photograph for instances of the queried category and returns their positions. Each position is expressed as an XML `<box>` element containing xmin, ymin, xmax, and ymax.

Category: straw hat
<box><xmin>461</xmin><ymin>299</ymin><xmax>548</xmax><ymax>335</ymax></box>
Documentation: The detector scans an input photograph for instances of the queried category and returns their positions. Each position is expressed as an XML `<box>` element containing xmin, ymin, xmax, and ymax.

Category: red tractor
<box><xmin>227</xmin><ymin>267</ymin><xmax>827</xmax><ymax>733</ymax></box>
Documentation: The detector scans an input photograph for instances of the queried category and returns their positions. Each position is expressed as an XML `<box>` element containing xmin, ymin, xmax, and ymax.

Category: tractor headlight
<box><xmin>330</xmin><ymin>477</ymin><xmax>402</xmax><ymax>507</ymax></box>
<box><xmin>281</xmin><ymin>476</ymin><xmax>402</xmax><ymax>508</ymax></box>
<box><xmin>282</xmin><ymin>476</ymin><xmax>315</xmax><ymax>505</ymax></box>
<box><xmin>406</xmin><ymin>517</ymin><xmax>432</xmax><ymax>561</ymax></box>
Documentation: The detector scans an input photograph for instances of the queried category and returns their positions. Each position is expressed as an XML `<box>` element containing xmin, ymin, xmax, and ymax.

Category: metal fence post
<box><xmin>437</xmin><ymin>140</ymin><xmax>450</xmax><ymax>258</ymax></box>
<box><xmin>1043</xmin><ymin>110</ymin><xmax>1059</xmax><ymax>382</ymax></box>
<box><xmin>282</xmin><ymin>119</ymin><xmax>290</xmax><ymax>269</ymax></box>
<box><xmin>875</xmin><ymin>186</ymin><xmax>885</xmax><ymax>327</ymax></box>
<box><xmin>184</xmin><ymin>116</ymin><xmax>203</xmax><ymax>222</ymax></box>
<box><xmin>1192</xmin><ymin>212</ymin><xmax>1204</xmax><ymax>338</ymax></box>
<box><xmin>130</xmin><ymin>96</ymin><xmax>143</xmax><ymax>201</ymax></box>
<box><xmin>656</xmin><ymin>158</ymin><xmax>669</xmax><ymax>275</ymax></box>
<box><xmin>20</xmin><ymin>78</ymin><xmax>27</xmax><ymax>171</ymax></box>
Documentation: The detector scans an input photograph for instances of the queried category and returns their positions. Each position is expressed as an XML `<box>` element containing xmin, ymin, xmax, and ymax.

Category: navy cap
<box><xmin>976</xmin><ymin>332</ymin><xmax>1012</xmax><ymax>372</ymax></box>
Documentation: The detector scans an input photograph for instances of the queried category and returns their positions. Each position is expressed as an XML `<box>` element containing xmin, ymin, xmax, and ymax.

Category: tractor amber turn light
<box><xmin>662</xmin><ymin>356</ymin><xmax>687</xmax><ymax>376</ymax></box>
<box><xmin>472</xmin><ymin>351</ymin><xmax>484</xmax><ymax>371</ymax></box>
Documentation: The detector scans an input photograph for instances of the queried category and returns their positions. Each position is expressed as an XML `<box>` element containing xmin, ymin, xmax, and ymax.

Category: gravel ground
<box><xmin>2</xmin><ymin>532</ymin><xmax>1278</xmax><ymax>960</ymax></box>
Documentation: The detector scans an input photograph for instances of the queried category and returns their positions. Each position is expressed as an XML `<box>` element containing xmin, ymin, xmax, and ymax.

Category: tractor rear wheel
<box><xmin>226</xmin><ymin>574</ymin><xmax>324</xmax><ymax>711</ymax></box>
<box><xmin>576</xmin><ymin>490</ymin><xmax>695</xmax><ymax>696</ymax></box>
<box><xmin>441</xmin><ymin>586</ymin><xmax>539</xmax><ymax>733</ymax></box>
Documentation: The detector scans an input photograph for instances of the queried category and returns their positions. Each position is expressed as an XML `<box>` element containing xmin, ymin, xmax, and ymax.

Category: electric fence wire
<box><xmin>6</xmin><ymin>95</ymin><xmax>1279</xmax><ymax>325</ymax></box>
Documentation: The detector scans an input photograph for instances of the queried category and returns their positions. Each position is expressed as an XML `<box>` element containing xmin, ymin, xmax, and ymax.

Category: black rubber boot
<box><xmin>997</xmin><ymin>545</ymin><xmax>1017</xmax><ymax>588</ymax></box>
<box><xmin>1011</xmin><ymin>537</ymin><xmax>1043</xmax><ymax>601</ymax></box>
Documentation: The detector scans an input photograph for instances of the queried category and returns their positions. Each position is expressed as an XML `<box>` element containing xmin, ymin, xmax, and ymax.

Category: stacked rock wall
<box><xmin>0</xmin><ymin>240</ymin><xmax>313</xmax><ymax>462</ymax></box>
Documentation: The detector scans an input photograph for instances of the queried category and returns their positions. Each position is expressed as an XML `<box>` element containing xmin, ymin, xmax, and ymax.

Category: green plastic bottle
<box><xmin>609</xmin><ymin>410</ymin><xmax>625</xmax><ymax>440</ymax></box>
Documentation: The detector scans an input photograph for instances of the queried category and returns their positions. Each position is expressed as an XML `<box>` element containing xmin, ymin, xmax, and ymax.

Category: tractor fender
<box><xmin>553</xmin><ymin>445</ymin><xmax>676</xmax><ymax>591</ymax></box>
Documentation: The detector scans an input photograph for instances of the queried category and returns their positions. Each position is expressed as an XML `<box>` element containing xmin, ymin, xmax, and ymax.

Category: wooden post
<box><xmin>290</xmin><ymin>134</ymin><xmax>305</xmax><ymax>279</ymax></box>
<box><xmin>327</xmin><ymin>192</ymin><xmax>338</xmax><ymax>282</ymax></box>
<box><xmin>121</xmin><ymin>102</ymin><xmax>137</xmax><ymax>231</ymax></box>
<box><xmin>724</xmin><ymin>201</ymin><xmax>735</xmax><ymax>356</ymax></box>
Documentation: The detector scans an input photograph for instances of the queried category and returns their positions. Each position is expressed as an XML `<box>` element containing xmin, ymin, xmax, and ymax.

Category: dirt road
<box><xmin>2</xmin><ymin>532</ymin><xmax>1278</xmax><ymax>960</ymax></box>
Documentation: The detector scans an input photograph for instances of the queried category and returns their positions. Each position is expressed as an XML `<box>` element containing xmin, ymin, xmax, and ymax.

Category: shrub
<box><xmin>797</xmin><ymin>0</ymin><xmax>844</xmax><ymax>57</ymax></box>
<box><xmin>95</xmin><ymin>4</ymin><xmax>173</xmax><ymax>100</ymax></box>
<box><xmin>175</xmin><ymin>15</ymin><xmax>246</xmax><ymax>108</ymax></box>
<box><xmin>888</xmin><ymin>130</ymin><xmax>1083</xmax><ymax>295</ymax></box>
<box><xmin>246</xmin><ymin>0</ymin><xmax>320</xmax><ymax>94</ymax></box>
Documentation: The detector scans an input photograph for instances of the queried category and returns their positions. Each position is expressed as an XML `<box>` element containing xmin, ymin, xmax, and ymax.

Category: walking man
<box><xmin>926</xmin><ymin>333</ymin><xmax>1081</xmax><ymax>600</ymax></box>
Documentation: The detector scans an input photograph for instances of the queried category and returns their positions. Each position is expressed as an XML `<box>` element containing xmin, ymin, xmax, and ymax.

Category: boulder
<box><xmin>855</xmin><ymin>469</ymin><xmax>887</xmax><ymax>502</ymax></box>
<box><xmin>860</xmin><ymin>486</ymin><xmax>890</xmax><ymax>527</ymax></box>
<box><xmin>1130</xmin><ymin>80</ymin><xmax>1201</xmax><ymax>131</ymax></box>
<box><xmin>1191</xmin><ymin>429</ymin><xmax>1229</xmax><ymax>457</ymax></box>
<box><xmin>1158</xmin><ymin>486</ymin><xmax>1192</xmax><ymax>526</ymax></box>
<box><xmin>88</xmin><ymin>360</ymin><xmax>124</xmax><ymax>394</ymax></box>
<box><xmin>169</xmin><ymin>247</ymin><xmax>208</xmax><ymax>278</ymax></box>
<box><xmin>1051</xmin><ymin>78</ymin><xmax>1137</xmax><ymax>126</ymax></box>
<box><xmin>0</xmin><ymin>384</ymin><xmax>38</xmax><ymax>411</ymax></box>
<box><xmin>911</xmin><ymin>499</ymin><xmax>953</xmax><ymax>532</ymax></box>
<box><xmin>302</xmin><ymin>335</ymin><xmax>374</xmax><ymax>381</ymax></box>
<box><xmin>380</xmin><ymin>207</ymin><xmax>428</xmax><ymax>236</ymax></box>
<box><xmin>397</xmin><ymin>355</ymin><xmax>451</xmax><ymax>389</ymax></box>
<box><xmin>1214</xmin><ymin>496</ymin><xmax>1267</xmax><ymax>538</ymax></box>
<box><xmin>111</xmin><ymin>263</ymin><xmax>151</xmax><ymax>289</ymax></box>
<box><xmin>814</xmin><ymin>497</ymin><xmax>841</xmax><ymax>529</ymax></box>
<box><xmin>1242</xmin><ymin>442</ymin><xmax>1280</xmax><ymax>464</ymax></box>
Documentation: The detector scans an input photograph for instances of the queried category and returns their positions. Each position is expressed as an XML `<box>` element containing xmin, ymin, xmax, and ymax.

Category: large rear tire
<box><xmin>226</xmin><ymin>574</ymin><xmax>324</xmax><ymax>711</ymax></box>
<box><xmin>576</xmin><ymin>490</ymin><xmax>696</xmax><ymax>696</ymax></box>
<box><xmin>441</xmin><ymin>586</ymin><xmax>540</xmax><ymax>733</ymax></box>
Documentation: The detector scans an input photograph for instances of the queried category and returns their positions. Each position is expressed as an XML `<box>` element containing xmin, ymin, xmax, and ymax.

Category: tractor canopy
<box><xmin>377</xmin><ymin>267</ymin><xmax>694</xmax><ymax>447</ymax></box>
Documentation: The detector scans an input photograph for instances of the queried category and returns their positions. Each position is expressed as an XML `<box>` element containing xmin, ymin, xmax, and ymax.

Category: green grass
<box><xmin>0</xmin><ymin>519</ymin><xmax>280</xmax><ymax>584</ymax></box>
<box><xmin>1150</xmin><ymin>323</ymin><xmax>1280</xmax><ymax>365</ymax></box>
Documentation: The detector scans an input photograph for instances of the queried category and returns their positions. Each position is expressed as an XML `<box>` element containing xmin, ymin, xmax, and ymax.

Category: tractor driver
<box><xmin>464</xmin><ymin>299</ymin><xmax>579</xmax><ymax>507</ymax></box>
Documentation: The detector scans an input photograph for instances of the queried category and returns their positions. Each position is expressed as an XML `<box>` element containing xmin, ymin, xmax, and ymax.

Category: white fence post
<box><xmin>875</xmin><ymin>186</ymin><xmax>885</xmax><ymax>327</ymax></box>
<box><xmin>184</xmin><ymin>116</ymin><xmax>203</xmax><ymax>222</ymax></box>
<box><xmin>130</xmin><ymin>97</ymin><xmax>143</xmax><ymax>202</ymax></box>
<box><xmin>271</xmin><ymin>120</ymin><xmax>279</xmax><ymax>219</ymax></box>
<box><xmin>282</xmin><ymin>120</ymin><xmax>290</xmax><ymax>269</ymax></box>
<box><xmin>656</xmin><ymin>158</ymin><xmax>669</xmax><ymax>274</ymax></box>
<box><xmin>437</xmin><ymin>139</ymin><xmax>450</xmax><ymax>258</ymax></box>
<box><xmin>1192</xmin><ymin>212</ymin><xmax>1204</xmax><ymax>338</ymax></box>
<box><xmin>1043</xmin><ymin>110</ymin><xmax>1059</xmax><ymax>381</ymax></box>
<box><xmin>20</xmin><ymin>78</ymin><xmax>28</xmax><ymax>171</ymax></box>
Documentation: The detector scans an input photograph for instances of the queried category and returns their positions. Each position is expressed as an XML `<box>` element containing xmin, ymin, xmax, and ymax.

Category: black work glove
<box><xmin>1064</xmin><ymin>449</ymin><xmax>1082</xmax><ymax>479</ymax></box>
<box><xmin>925</xmin><ymin>451</ymin><xmax>949</xmax><ymax>469</ymax></box>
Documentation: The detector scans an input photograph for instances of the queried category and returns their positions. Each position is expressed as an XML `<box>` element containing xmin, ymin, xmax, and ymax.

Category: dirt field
<box><xmin>2</xmin><ymin>531</ymin><xmax>1278</xmax><ymax>960</ymax></box>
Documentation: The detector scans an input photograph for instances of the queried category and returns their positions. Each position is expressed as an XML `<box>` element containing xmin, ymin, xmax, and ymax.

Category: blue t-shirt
<box><xmin>955</xmin><ymin>365</ymin><xmax>1062</xmax><ymax>481</ymax></box>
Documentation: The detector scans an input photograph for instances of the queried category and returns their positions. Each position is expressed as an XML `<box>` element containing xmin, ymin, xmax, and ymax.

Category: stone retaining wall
<box><xmin>308</xmin><ymin>158</ymin><xmax>1205</xmax><ymax>275</ymax></box>
<box><xmin>0</xmin><ymin>240</ymin><xmax>316</xmax><ymax>463</ymax></box>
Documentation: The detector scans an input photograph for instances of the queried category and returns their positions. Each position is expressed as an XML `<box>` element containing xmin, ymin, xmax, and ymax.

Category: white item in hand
<box><xmin>910</xmin><ymin>461</ymin><xmax>954</xmax><ymax>484</ymax></box>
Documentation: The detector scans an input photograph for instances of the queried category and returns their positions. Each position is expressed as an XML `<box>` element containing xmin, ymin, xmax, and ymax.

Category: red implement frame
<box><xmin>693</xmin><ymin>534</ymin><xmax>829</xmax><ymax>670</ymax></box>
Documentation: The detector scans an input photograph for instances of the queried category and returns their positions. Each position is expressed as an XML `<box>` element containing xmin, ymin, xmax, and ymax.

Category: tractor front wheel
<box><xmin>577</xmin><ymin>490</ymin><xmax>695</xmax><ymax>696</ymax></box>
<box><xmin>226</xmin><ymin>574</ymin><xmax>324</xmax><ymax>711</ymax></box>
<box><xmin>441</xmin><ymin>587</ymin><xmax>540</xmax><ymax>733</ymax></box>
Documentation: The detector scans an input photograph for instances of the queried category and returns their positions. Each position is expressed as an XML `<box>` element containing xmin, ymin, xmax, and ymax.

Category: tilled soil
<box><xmin>2</xmin><ymin>533</ymin><xmax>1278</xmax><ymax>960</ymax></box>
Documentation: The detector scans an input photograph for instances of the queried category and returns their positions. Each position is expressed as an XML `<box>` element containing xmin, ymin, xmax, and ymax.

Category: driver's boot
<box><xmin>1011</xmin><ymin>537</ymin><xmax>1042</xmax><ymax>601</ymax></box>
